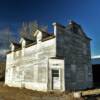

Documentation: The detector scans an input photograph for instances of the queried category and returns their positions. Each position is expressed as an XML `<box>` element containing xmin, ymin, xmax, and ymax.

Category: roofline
<box><xmin>34</xmin><ymin>28</ymin><xmax>53</xmax><ymax>35</ymax></box>
<box><xmin>85</xmin><ymin>36</ymin><xmax>92</xmax><ymax>40</ymax></box>
<box><xmin>21</xmin><ymin>37</ymin><xmax>34</xmax><ymax>42</ymax></box>
<box><xmin>6</xmin><ymin>36</ymin><xmax>55</xmax><ymax>54</ymax></box>
<box><xmin>11</xmin><ymin>42</ymin><xmax>21</xmax><ymax>46</ymax></box>
<box><xmin>52</xmin><ymin>22</ymin><xmax>65</xmax><ymax>28</ymax></box>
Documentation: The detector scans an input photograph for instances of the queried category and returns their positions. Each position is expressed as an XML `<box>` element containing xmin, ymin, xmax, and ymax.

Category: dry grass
<box><xmin>0</xmin><ymin>82</ymin><xmax>79</xmax><ymax>100</ymax></box>
<box><xmin>82</xmin><ymin>88</ymin><xmax>100</xmax><ymax>96</ymax></box>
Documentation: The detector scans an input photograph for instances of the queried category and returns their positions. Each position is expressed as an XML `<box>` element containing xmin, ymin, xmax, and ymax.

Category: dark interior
<box><xmin>92</xmin><ymin>64</ymin><xmax>100</xmax><ymax>88</ymax></box>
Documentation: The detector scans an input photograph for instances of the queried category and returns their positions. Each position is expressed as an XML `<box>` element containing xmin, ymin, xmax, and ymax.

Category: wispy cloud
<box><xmin>0</xmin><ymin>29</ymin><xmax>16</xmax><ymax>60</ymax></box>
<box><xmin>91</xmin><ymin>55</ymin><xmax>100</xmax><ymax>59</ymax></box>
<box><xmin>0</xmin><ymin>49</ymin><xmax>9</xmax><ymax>56</ymax></box>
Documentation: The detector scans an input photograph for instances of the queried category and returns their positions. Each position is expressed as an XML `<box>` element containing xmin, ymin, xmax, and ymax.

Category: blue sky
<box><xmin>0</xmin><ymin>0</ymin><xmax>100</xmax><ymax>56</ymax></box>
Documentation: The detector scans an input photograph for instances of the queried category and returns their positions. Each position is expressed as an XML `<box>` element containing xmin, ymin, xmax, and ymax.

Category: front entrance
<box><xmin>52</xmin><ymin>69</ymin><xmax>60</xmax><ymax>90</ymax></box>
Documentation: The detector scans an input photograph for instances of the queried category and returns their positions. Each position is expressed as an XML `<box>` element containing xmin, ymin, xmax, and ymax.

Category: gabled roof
<box><xmin>7</xmin><ymin>30</ymin><xmax>55</xmax><ymax>54</ymax></box>
<box><xmin>11</xmin><ymin>42</ymin><xmax>21</xmax><ymax>49</ymax></box>
<box><xmin>6</xmin><ymin>42</ymin><xmax>21</xmax><ymax>53</ymax></box>
<box><xmin>33</xmin><ymin>29</ymin><xmax>54</xmax><ymax>39</ymax></box>
<box><xmin>21</xmin><ymin>37</ymin><xmax>36</xmax><ymax>45</ymax></box>
<box><xmin>41</xmin><ymin>30</ymin><xmax>53</xmax><ymax>39</ymax></box>
<box><xmin>66</xmin><ymin>20</ymin><xmax>91</xmax><ymax>40</ymax></box>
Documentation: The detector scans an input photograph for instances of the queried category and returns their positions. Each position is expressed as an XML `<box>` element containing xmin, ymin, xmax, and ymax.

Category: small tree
<box><xmin>20</xmin><ymin>21</ymin><xmax>48</xmax><ymax>39</ymax></box>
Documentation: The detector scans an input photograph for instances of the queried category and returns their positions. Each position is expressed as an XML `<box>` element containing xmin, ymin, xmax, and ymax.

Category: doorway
<box><xmin>52</xmin><ymin>69</ymin><xmax>60</xmax><ymax>90</ymax></box>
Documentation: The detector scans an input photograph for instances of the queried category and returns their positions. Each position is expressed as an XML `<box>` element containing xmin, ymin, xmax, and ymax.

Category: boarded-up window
<box><xmin>12</xmin><ymin>67</ymin><xmax>20</xmax><ymax>82</ymax></box>
<box><xmin>12</xmin><ymin>67</ymin><xmax>16</xmax><ymax>80</ymax></box>
<box><xmin>84</xmin><ymin>64</ymin><xmax>92</xmax><ymax>82</ymax></box>
<box><xmin>24</xmin><ymin>69</ymin><xmax>34</xmax><ymax>82</ymax></box>
<box><xmin>38</xmin><ymin>67</ymin><xmax>46</xmax><ymax>83</ymax></box>
<box><xmin>71</xmin><ymin>64</ymin><xmax>76</xmax><ymax>82</ymax></box>
<box><xmin>16</xmin><ymin>67</ymin><xmax>20</xmax><ymax>81</ymax></box>
<box><xmin>71</xmin><ymin>64</ymin><xmax>76</xmax><ymax>72</ymax></box>
<box><xmin>83</xmin><ymin>43</ymin><xmax>87</xmax><ymax>55</ymax></box>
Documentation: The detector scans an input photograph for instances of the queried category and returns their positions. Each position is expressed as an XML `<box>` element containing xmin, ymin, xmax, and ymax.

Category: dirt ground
<box><xmin>1</xmin><ymin>82</ymin><xmax>100</xmax><ymax>100</ymax></box>
<box><xmin>0</xmin><ymin>82</ymin><xmax>80</xmax><ymax>100</ymax></box>
<box><xmin>2</xmin><ymin>82</ymin><xmax>100</xmax><ymax>100</ymax></box>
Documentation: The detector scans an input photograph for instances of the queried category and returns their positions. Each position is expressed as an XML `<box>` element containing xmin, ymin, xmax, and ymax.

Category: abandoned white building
<box><xmin>5</xmin><ymin>21</ymin><xmax>93</xmax><ymax>91</ymax></box>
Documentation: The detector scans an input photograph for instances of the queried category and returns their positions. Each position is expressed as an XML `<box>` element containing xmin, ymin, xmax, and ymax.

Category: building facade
<box><xmin>5</xmin><ymin>21</ymin><xmax>93</xmax><ymax>91</ymax></box>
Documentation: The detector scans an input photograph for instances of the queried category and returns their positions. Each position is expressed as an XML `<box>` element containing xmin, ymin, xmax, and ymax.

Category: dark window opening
<box><xmin>52</xmin><ymin>70</ymin><xmax>59</xmax><ymax>77</ymax></box>
<box><xmin>92</xmin><ymin>64</ymin><xmax>100</xmax><ymax>88</ymax></box>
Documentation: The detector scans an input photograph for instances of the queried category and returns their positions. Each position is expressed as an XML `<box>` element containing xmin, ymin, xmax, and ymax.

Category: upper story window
<box><xmin>83</xmin><ymin>43</ymin><xmax>89</xmax><ymax>55</ymax></box>
<box><xmin>71</xmin><ymin>64</ymin><xmax>76</xmax><ymax>72</ymax></box>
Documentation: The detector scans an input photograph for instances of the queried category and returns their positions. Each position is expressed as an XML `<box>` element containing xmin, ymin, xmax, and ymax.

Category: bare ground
<box><xmin>0</xmin><ymin>82</ymin><xmax>83</xmax><ymax>100</ymax></box>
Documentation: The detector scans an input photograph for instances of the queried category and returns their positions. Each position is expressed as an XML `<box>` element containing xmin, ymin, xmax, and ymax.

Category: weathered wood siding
<box><xmin>55</xmin><ymin>24</ymin><xmax>92</xmax><ymax>90</ymax></box>
<box><xmin>5</xmin><ymin>38</ymin><xmax>56</xmax><ymax>91</ymax></box>
<box><xmin>5</xmin><ymin>22</ymin><xmax>93</xmax><ymax>91</ymax></box>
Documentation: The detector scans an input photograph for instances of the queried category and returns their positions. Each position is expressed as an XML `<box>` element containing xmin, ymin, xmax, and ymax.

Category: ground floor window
<box><xmin>38</xmin><ymin>67</ymin><xmax>46</xmax><ymax>83</ymax></box>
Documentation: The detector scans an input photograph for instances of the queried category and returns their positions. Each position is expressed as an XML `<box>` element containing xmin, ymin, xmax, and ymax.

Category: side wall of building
<box><xmin>5</xmin><ymin>38</ymin><xmax>56</xmax><ymax>91</ymax></box>
<box><xmin>55</xmin><ymin>24</ymin><xmax>93</xmax><ymax>90</ymax></box>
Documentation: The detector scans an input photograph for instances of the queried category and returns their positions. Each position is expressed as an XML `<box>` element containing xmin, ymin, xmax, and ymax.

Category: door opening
<box><xmin>52</xmin><ymin>69</ymin><xmax>60</xmax><ymax>90</ymax></box>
